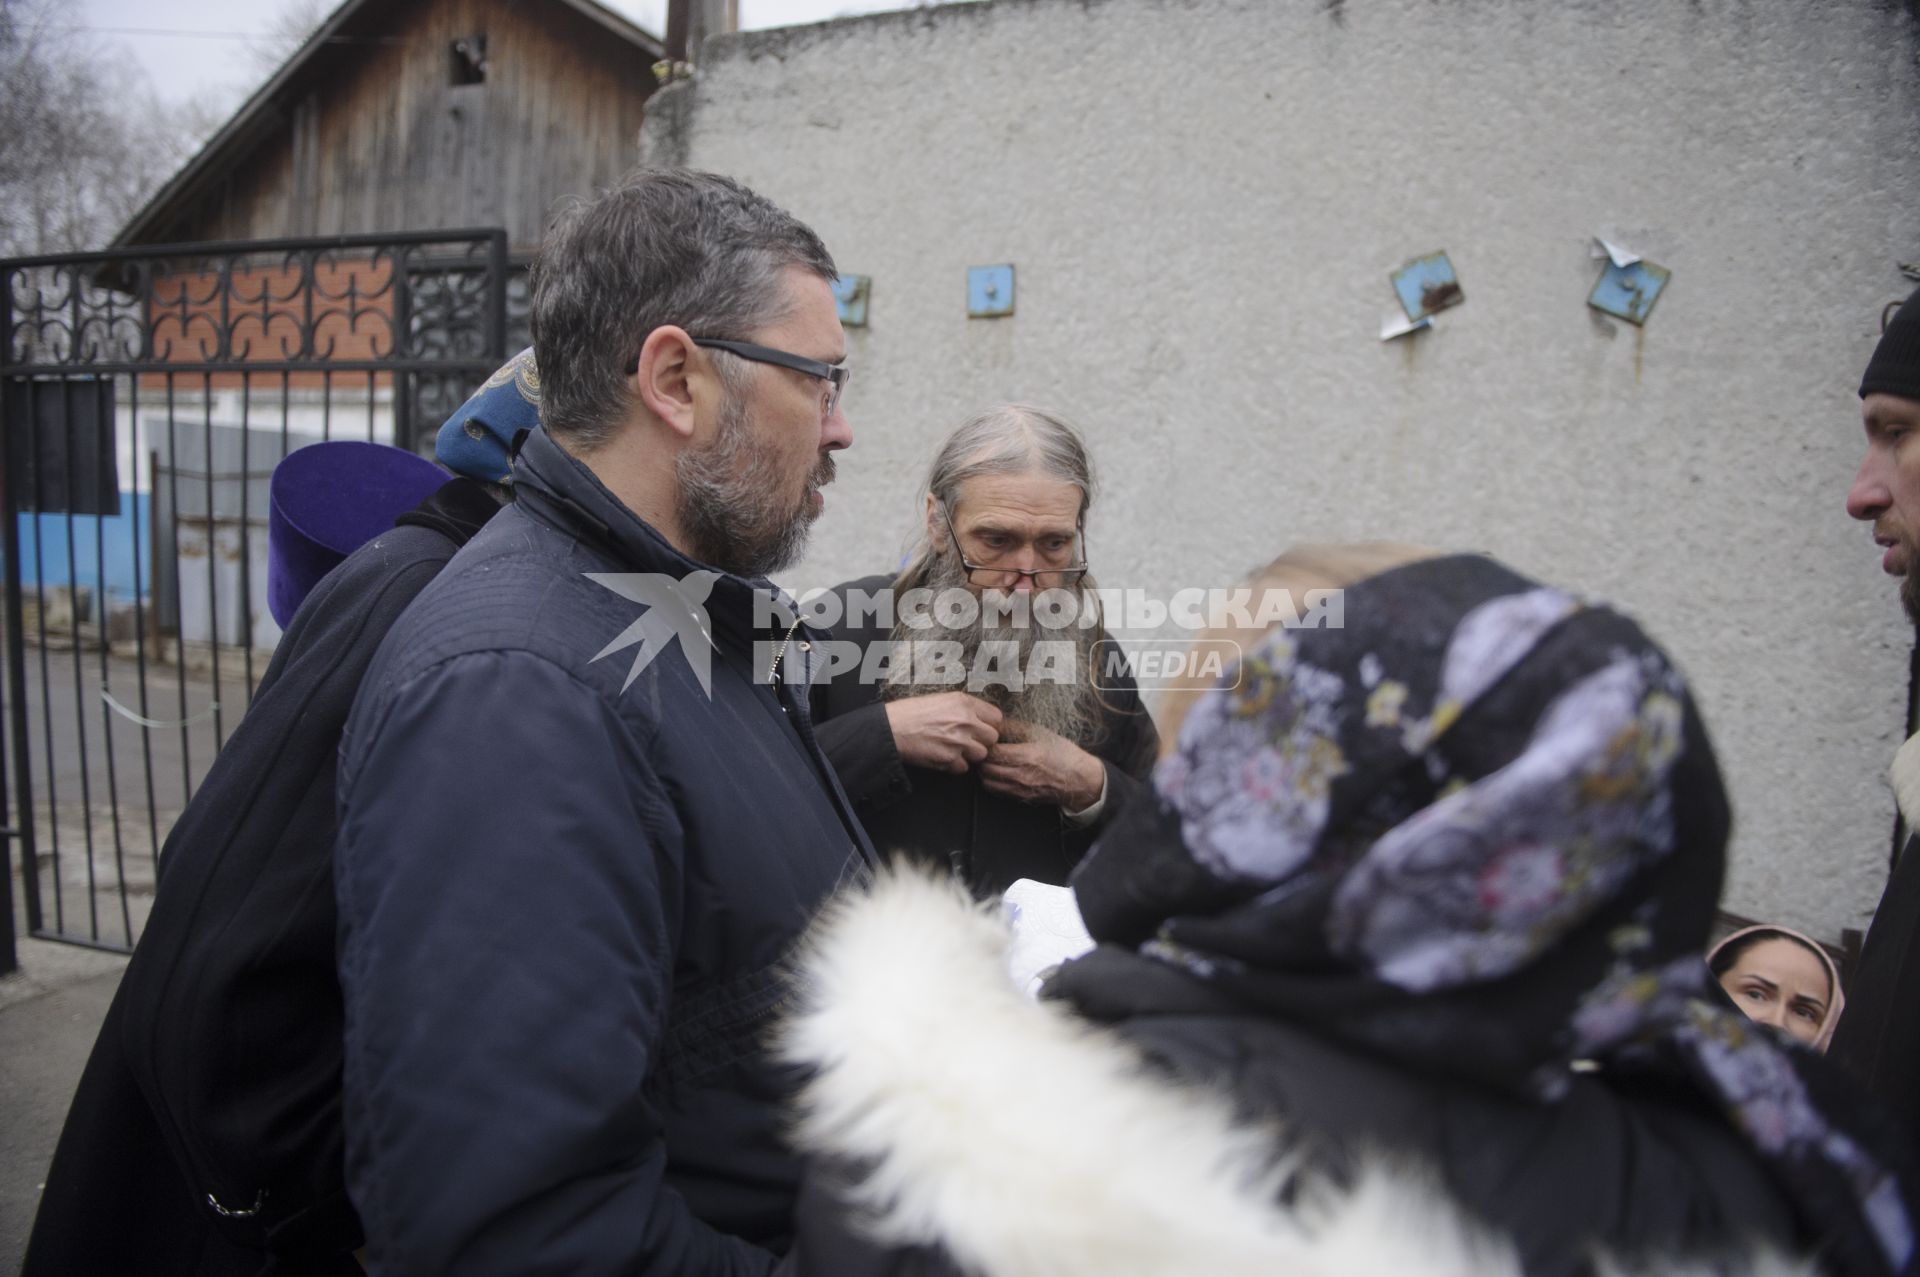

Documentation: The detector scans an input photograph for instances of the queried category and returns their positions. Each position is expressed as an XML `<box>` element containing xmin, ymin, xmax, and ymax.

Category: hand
<box><xmin>884</xmin><ymin>692</ymin><xmax>1003</xmax><ymax>775</ymax></box>
<box><xmin>980</xmin><ymin>725</ymin><xmax>1105</xmax><ymax>810</ymax></box>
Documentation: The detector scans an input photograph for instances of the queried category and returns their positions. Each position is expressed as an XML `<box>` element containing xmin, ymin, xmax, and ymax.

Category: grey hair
<box><xmin>530</xmin><ymin>168</ymin><xmax>837</xmax><ymax>450</ymax></box>
<box><xmin>897</xmin><ymin>404</ymin><xmax>1095</xmax><ymax>587</ymax></box>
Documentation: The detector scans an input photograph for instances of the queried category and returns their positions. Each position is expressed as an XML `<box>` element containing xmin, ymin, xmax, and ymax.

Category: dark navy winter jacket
<box><xmin>335</xmin><ymin>427</ymin><xmax>875</xmax><ymax>1275</ymax></box>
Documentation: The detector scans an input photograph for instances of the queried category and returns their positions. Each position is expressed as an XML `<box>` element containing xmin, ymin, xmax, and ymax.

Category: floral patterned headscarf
<box><xmin>1071</xmin><ymin>554</ymin><xmax>1916</xmax><ymax>1277</ymax></box>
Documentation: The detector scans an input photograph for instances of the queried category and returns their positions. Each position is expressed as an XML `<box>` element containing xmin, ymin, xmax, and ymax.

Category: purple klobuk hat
<box><xmin>267</xmin><ymin>440</ymin><xmax>449</xmax><ymax>628</ymax></box>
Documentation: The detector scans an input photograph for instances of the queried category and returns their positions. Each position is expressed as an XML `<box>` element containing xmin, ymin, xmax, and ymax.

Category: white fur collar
<box><xmin>781</xmin><ymin>867</ymin><xmax>1814</xmax><ymax>1277</ymax></box>
<box><xmin>1891</xmin><ymin>731</ymin><xmax>1920</xmax><ymax>833</ymax></box>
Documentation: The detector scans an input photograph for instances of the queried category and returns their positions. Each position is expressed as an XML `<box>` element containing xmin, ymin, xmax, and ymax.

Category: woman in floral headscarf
<box><xmin>781</xmin><ymin>547</ymin><xmax>1918</xmax><ymax>1277</ymax></box>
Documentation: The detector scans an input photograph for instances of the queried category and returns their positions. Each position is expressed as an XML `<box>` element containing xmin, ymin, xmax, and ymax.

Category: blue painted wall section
<box><xmin>16</xmin><ymin>492</ymin><xmax>151</xmax><ymax>604</ymax></box>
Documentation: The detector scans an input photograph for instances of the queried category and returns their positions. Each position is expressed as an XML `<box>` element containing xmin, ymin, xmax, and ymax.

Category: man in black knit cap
<box><xmin>1840</xmin><ymin>284</ymin><xmax>1920</xmax><ymax>1136</ymax></box>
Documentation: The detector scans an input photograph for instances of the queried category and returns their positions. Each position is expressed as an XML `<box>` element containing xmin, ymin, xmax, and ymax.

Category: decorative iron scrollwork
<box><xmin>2</xmin><ymin>231</ymin><xmax>509</xmax><ymax>376</ymax></box>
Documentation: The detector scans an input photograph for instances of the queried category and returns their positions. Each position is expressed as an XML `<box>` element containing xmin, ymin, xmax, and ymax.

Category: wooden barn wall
<box><xmin>164</xmin><ymin>0</ymin><xmax>653</xmax><ymax>250</ymax></box>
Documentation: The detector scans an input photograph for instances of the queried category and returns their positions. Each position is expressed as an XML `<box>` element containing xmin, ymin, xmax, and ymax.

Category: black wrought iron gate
<box><xmin>0</xmin><ymin>229</ymin><xmax>512</xmax><ymax>969</ymax></box>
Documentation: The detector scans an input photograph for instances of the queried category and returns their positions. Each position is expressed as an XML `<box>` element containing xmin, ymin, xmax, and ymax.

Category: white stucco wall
<box><xmin>639</xmin><ymin>0</ymin><xmax>1920</xmax><ymax>941</ymax></box>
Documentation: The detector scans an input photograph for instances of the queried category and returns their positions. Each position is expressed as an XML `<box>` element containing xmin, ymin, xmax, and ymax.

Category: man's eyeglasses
<box><xmin>941</xmin><ymin>506</ymin><xmax>1089</xmax><ymax>590</ymax></box>
<box><xmin>624</xmin><ymin>337</ymin><xmax>850</xmax><ymax>419</ymax></box>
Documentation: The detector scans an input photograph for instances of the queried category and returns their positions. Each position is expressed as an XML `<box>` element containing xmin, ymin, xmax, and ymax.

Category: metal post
<box><xmin>0</xmin><ymin>359</ymin><xmax>17</xmax><ymax>973</ymax></box>
<box><xmin>485</xmin><ymin>230</ymin><xmax>509</xmax><ymax>362</ymax></box>
<box><xmin>393</xmin><ymin>251</ymin><xmax>414</xmax><ymax>451</ymax></box>
<box><xmin>666</xmin><ymin>0</ymin><xmax>736</xmax><ymax>63</ymax></box>
<box><xmin>1</xmin><ymin>382</ymin><xmax>42</xmax><ymax>952</ymax></box>
<box><xmin>665</xmin><ymin>0</ymin><xmax>690</xmax><ymax>61</ymax></box>
<box><xmin>0</xmin><ymin>690</ymin><xmax>14</xmax><ymax>976</ymax></box>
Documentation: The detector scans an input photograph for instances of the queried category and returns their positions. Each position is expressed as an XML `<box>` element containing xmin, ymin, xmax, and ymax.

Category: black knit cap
<box><xmin>1862</xmin><ymin>286</ymin><xmax>1920</xmax><ymax>401</ymax></box>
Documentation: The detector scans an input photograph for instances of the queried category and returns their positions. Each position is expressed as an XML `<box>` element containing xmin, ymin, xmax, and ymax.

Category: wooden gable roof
<box><xmin>114</xmin><ymin>0</ymin><xmax>666</xmax><ymax>251</ymax></box>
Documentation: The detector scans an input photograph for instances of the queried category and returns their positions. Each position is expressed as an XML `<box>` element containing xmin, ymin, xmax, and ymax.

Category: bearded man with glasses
<box><xmin>329</xmin><ymin>169</ymin><xmax>875</xmax><ymax>1276</ymax></box>
<box><xmin>811</xmin><ymin>405</ymin><xmax>1158</xmax><ymax>897</ymax></box>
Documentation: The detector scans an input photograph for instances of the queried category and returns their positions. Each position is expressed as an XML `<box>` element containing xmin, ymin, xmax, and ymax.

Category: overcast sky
<box><xmin>65</xmin><ymin>0</ymin><xmax>950</xmax><ymax>116</ymax></box>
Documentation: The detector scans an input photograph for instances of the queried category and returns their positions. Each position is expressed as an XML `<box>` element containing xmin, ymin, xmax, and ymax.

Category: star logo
<box><xmin>586</xmin><ymin>571</ymin><xmax>721</xmax><ymax>695</ymax></box>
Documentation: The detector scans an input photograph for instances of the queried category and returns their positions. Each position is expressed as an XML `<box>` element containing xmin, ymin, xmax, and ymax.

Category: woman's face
<box><xmin>1717</xmin><ymin>937</ymin><xmax>1832</xmax><ymax>1046</ymax></box>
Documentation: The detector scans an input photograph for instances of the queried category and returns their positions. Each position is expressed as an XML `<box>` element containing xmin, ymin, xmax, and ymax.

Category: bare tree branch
<box><xmin>244</xmin><ymin>0</ymin><xmax>332</xmax><ymax>78</ymax></box>
<box><xmin>0</xmin><ymin>0</ymin><xmax>212</xmax><ymax>254</ymax></box>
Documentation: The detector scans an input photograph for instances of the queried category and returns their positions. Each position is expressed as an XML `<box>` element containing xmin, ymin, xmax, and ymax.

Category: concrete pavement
<box><xmin>0</xmin><ymin>643</ymin><xmax>245</xmax><ymax>1272</ymax></box>
<box><xmin>0</xmin><ymin>925</ymin><xmax>127</xmax><ymax>1275</ymax></box>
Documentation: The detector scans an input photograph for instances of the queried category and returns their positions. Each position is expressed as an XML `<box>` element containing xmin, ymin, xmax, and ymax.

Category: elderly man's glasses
<box><xmin>624</xmin><ymin>337</ymin><xmax>850</xmax><ymax>419</ymax></box>
<box><xmin>941</xmin><ymin>506</ymin><xmax>1089</xmax><ymax>590</ymax></box>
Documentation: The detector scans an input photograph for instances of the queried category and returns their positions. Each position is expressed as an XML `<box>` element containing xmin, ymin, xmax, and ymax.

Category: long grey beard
<box><xmin>878</xmin><ymin>555</ymin><xmax>1106</xmax><ymax>749</ymax></box>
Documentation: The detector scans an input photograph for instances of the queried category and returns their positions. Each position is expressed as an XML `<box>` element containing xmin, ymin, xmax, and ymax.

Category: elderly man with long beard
<box><xmin>811</xmin><ymin>405</ymin><xmax>1157</xmax><ymax>897</ymax></box>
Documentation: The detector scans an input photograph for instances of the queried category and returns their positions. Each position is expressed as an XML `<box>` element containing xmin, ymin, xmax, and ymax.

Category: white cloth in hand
<box><xmin>1002</xmin><ymin>878</ymin><xmax>1096</xmax><ymax>998</ymax></box>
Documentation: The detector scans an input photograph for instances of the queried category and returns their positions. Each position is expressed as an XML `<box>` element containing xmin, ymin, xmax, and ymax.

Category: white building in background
<box><xmin>640</xmin><ymin>0</ymin><xmax>1920</xmax><ymax>941</ymax></box>
<box><xmin>135</xmin><ymin>380</ymin><xmax>396</xmax><ymax>653</ymax></box>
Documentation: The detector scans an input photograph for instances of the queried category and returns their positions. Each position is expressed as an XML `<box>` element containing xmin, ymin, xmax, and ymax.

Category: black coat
<box><xmin>790</xmin><ymin>975</ymin><xmax>1806</xmax><ymax>1277</ymax></box>
<box><xmin>333</xmin><ymin>428</ymin><xmax>876</xmax><ymax>1275</ymax></box>
<box><xmin>1830</xmin><ymin>834</ymin><xmax>1920</xmax><ymax>1142</ymax></box>
<box><xmin>778</xmin><ymin>875</ymin><xmax>1806</xmax><ymax>1277</ymax></box>
<box><xmin>809</xmin><ymin>573</ymin><xmax>1158</xmax><ymax>897</ymax></box>
<box><xmin>23</xmin><ymin>478</ymin><xmax>503</xmax><ymax>1277</ymax></box>
<box><xmin>1051</xmin><ymin>947</ymin><xmax>1806</xmax><ymax>1276</ymax></box>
